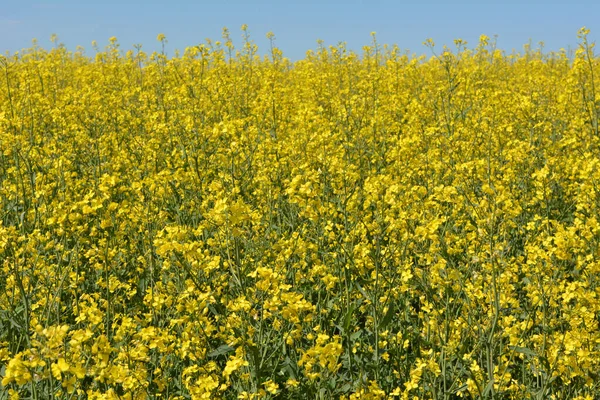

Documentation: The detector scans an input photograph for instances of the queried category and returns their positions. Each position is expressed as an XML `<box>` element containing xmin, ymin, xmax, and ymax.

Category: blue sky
<box><xmin>1</xmin><ymin>1</ymin><xmax>598</xmax><ymax>60</ymax></box>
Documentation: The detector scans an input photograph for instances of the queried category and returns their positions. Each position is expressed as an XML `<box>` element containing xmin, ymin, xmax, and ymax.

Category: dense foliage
<box><xmin>2</xmin><ymin>27</ymin><xmax>600</xmax><ymax>399</ymax></box>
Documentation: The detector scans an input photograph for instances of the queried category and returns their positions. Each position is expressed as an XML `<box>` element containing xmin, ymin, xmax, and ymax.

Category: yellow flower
<box><xmin>223</xmin><ymin>354</ymin><xmax>248</xmax><ymax>380</ymax></box>
<box><xmin>50</xmin><ymin>357</ymin><xmax>70</xmax><ymax>380</ymax></box>
<box><xmin>263</xmin><ymin>379</ymin><xmax>279</xmax><ymax>394</ymax></box>
<box><xmin>2</xmin><ymin>354</ymin><xmax>32</xmax><ymax>385</ymax></box>
<box><xmin>285</xmin><ymin>378</ymin><xmax>300</xmax><ymax>388</ymax></box>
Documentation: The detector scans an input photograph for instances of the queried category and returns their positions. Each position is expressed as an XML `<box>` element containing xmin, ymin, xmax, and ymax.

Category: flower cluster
<box><xmin>2</xmin><ymin>27</ymin><xmax>600</xmax><ymax>398</ymax></box>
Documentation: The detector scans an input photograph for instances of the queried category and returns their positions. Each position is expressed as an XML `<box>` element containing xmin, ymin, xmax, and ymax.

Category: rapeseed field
<box><xmin>1</xmin><ymin>27</ymin><xmax>600</xmax><ymax>399</ymax></box>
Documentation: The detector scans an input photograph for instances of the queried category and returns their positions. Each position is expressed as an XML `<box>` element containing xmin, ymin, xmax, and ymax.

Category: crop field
<box><xmin>2</xmin><ymin>27</ymin><xmax>600</xmax><ymax>399</ymax></box>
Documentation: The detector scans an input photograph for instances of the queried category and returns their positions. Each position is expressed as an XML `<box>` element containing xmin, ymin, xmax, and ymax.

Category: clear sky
<box><xmin>1</xmin><ymin>0</ymin><xmax>598</xmax><ymax>61</ymax></box>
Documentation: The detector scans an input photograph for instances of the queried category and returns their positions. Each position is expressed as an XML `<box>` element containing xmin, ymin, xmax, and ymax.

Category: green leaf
<box><xmin>378</xmin><ymin>302</ymin><xmax>395</xmax><ymax>330</ymax></box>
<box><xmin>350</xmin><ymin>330</ymin><xmax>362</xmax><ymax>341</ymax></box>
<box><xmin>449</xmin><ymin>384</ymin><xmax>468</xmax><ymax>394</ymax></box>
<box><xmin>208</xmin><ymin>304</ymin><xmax>220</xmax><ymax>316</ymax></box>
<box><xmin>355</xmin><ymin>282</ymin><xmax>370</xmax><ymax>302</ymax></box>
<box><xmin>343</xmin><ymin>303</ymin><xmax>356</xmax><ymax>334</ymax></box>
<box><xmin>207</xmin><ymin>345</ymin><xmax>234</xmax><ymax>358</ymax></box>
<box><xmin>482</xmin><ymin>380</ymin><xmax>494</xmax><ymax>397</ymax></box>
<box><xmin>283</xmin><ymin>356</ymin><xmax>297</xmax><ymax>379</ymax></box>
<box><xmin>509</xmin><ymin>346</ymin><xmax>536</xmax><ymax>357</ymax></box>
